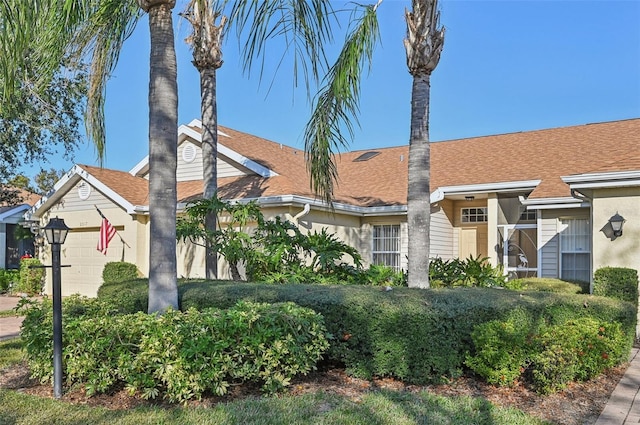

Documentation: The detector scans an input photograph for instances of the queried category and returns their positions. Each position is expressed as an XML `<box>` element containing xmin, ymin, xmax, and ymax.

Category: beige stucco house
<box><xmin>26</xmin><ymin>118</ymin><xmax>640</xmax><ymax>297</ymax></box>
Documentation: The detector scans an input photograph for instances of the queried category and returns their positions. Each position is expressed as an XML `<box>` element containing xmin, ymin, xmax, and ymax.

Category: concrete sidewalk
<box><xmin>0</xmin><ymin>295</ymin><xmax>27</xmax><ymax>341</ymax></box>
<box><xmin>1</xmin><ymin>295</ymin><xmax>640</xmax><ymax>423</ymax></box>
<box><xmin>596</xmin><ymin>348</ymin><xmax>640</xmax><ymax>424</ymax></box>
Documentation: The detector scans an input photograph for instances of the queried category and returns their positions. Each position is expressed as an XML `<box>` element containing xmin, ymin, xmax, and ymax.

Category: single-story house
<box><xmin>0</xmin><ymin>190</ymin><xmax>39</xmax><ymax>269</ymax></box>
<box><xmin>26</xmin><ymin>118</ymin><xmax>640</xmax><ymax>297</ymax></box>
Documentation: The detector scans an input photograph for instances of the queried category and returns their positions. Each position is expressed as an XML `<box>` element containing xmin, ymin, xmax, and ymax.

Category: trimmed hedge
<box><xmin>102</xmin><ymin>262</ymin><xmax>139</xmax><ymax>284</ymax></box>
<box><xmin>98</xmin><ymin>280</ymin><xmax>637</xmax><ymax>385</ymax></box>
<box><xmin>504</xmin><ymin>278</ymin><xmax>586</xmax><ymax>294</ymax></box>
<box><xmin>593</xmin><ymin>267</ymin><xmax>639</xmax><ymax>305</ymax></box>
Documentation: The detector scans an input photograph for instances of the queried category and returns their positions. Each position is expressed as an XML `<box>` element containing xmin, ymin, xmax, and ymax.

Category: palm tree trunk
<box><xmin>200</xmin><ymin>66</ymin><xmax>218</xmax><ymax>279</ymax></box>
<box><xmin>143</xmin><ymin>0</ymin><xmax>179</xmax><ymax>312</ymax></box>
<box><xmin>407</xmin><ymin>72</ymin><xmax>431</xmax><ymax>288</ymax></box>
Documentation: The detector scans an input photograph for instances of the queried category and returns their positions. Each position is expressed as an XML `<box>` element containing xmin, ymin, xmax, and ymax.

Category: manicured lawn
<box><xmin>0</xmin><ymin>388</ymin><xmax>550</xmax><ymax>425</ymax></box>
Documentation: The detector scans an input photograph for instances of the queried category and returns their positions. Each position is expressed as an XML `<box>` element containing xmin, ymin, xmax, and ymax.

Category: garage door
<box><xmin>59</xmin><ymin>226</ymin><xmax>125</xmax><ymax>297</ymax></box>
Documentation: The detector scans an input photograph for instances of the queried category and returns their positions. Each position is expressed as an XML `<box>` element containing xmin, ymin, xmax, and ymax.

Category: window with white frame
<box><xmin>560</xmin><ymin>219</ymin><xmax>590</xmax><ymax>283</ymax></box>
<box><xmin>372</xmin><ymin>225</ymin><xmax>401</xmax><ymax>270</ymax></box>
<box><xmin>461</xmin><ymin>207</ymin><xmax>487</xmax><ymax>223</ymax></box>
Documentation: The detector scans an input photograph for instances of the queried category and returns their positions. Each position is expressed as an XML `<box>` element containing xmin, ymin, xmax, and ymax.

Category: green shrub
<box><xmin>530</xmin><ymin>318</ymin><xmax>627</xmax><ymax>394</ymax></box>
<box><xmin>364</xmin><ymin>264</ymin><xmax>407</xmax><ymax>287</ymax></box>
<box><xmin>466</xmin><ymin>311</ymin><xmax>630</xmax><ymax>394</ymax></box>
<box><xmin>97</xmin><ymin>278</ymin><xmax>150</xmax><ymax>313</ymax></box>
<box><xmin>19</xmin><ymin>295</ymin><xmax>119</xmax><ymax>383</ymax></box>
<box><xmin>0</xmin><ymin>268</ymin><xmax>19</xmax><ymax>292</ymax></box>
<box><xmin>20</xmin><ymin>296</ymin><xmax>328</xmax><ymax>403</ymax></box>
<box><xmin>593</xmin><ymin>267</ymin><xmax>639</xmax><ymax>305</ymax></box>
<box><xmin>465</xmin><ymin>309</ymin><xmax>542</xmax><ymax>386</ymax></box>
<box><xmin>13</xmin><ymin>258</ymin><xmax>45</xmax><ymax>295</ymax></box>
<box><xmin>102</xmin><ymin>262</ymin><xmax>139</xmax><ymax>284</ymax></box>
<box><xmin>504</xmin><ymin>278</ymin><xmax>585</xmax><ymax>294</ymax></box>
<box><xmin>97</xmin><ymin>280</ymin><xmax>637</xmax><ymax>386</ymax></box>
<box><xmin>429</xmin><ymin>256</ymin><xmax>506</xmax><ymax>288</ymax></box>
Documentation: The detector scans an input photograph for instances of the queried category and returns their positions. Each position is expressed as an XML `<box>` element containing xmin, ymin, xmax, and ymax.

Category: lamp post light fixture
<box><xmin>609</xmin><ymin>212</ymin><xmax>626</xmax><ymax>238</ymax></box>
<box><xmin>42</xmin><ymin>217</ymin><xmax>70</xmax><ymax>399</ymax></box>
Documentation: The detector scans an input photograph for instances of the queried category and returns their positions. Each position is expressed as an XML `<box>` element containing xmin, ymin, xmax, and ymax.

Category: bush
<box><xmin>504</xmin><ymin>278</ymin><xmax>585</xmax><ymax>294</ymax></box>
<box><xmin>13</xmin><ymin>258</ymin><xmax>45</xmax><ymax>295</ymax></box>
<box><xmin>102</xmin><ymin>262</ymin><xmax>139</xmax><ymax>284</ymax></box>
<box><xmin>593</xmin><ymin>267</ymin><xmax>639</xmax><ymax>305</ymax></box>
<box><xmin>466</xmin><ymin>312</ymin><xmax>630</xmax><ymax>394</ymax></box>
<box><xmin>99</xmin><ymin>280</ymin><xmax>637</xmax><ymax>385</ymax></box>
<box><xmin>20</xmin><ymin>296</ymin><xmax>329</xmax><ymax>402</ymax></box>
<box><xmin>465</xmin><ymin>308</ymin><xmax>542</xmax><ymax>386</ymax></box>
<box><xmin>0</xmin><ymin>269</ymin><xmax>19</xmax><ymax>292</ymax></box>
<box><xmin>429</xmin><ymin>256</ymin><xmax>506</xmax><ymax>288</ymax></box>
<box><xmin>530</xmin><ymin>319</ymin><xmax>627</xmax><ymax>394</ymax></box>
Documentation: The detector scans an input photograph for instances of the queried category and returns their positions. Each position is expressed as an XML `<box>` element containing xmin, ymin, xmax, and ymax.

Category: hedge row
<box><xmin>593</xmin><ymin>267</ymin><xmax>639</xmax><ymax>305</ymax></box>
<box><xmin>98</xmin><ymin>280</ymin><xmax>637</xmax><ymax>385</ymax></box>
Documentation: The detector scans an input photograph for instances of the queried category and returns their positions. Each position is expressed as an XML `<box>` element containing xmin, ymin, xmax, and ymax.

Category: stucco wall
<box><xmin>591</xmin><ymin>187</ymin><xmax>640</xmax><ymax>274</ymax></box>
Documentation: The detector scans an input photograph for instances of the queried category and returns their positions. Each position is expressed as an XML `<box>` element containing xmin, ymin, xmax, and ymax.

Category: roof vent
<box><xmin>182</xmin><ymin>142</ymin><xmax>197</xmax><ymax>163</ymax></box>
<box><xmin>77</xmin><ymin>181</ymin><xmax>91</xmax><ymax>200</ymax></box>
<box><xmin>353</xmin><ymin>151</ymin><xmax>381</xmax><ymax>162</ymax></box>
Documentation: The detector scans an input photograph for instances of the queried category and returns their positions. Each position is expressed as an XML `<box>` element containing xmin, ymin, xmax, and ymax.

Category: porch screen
<box><xmin>372</xmin><ymin>225</ymin><xmax>400</xmax><ymax>270</ymax></box>
<box><xmin>560</xmin><ymin>219</ymin><xmax>590</xmax><ymax>283</ymax></box>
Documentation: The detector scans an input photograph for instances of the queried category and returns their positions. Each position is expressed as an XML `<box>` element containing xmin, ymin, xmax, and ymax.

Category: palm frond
<box><xmin>229</xmin><ymin>0</ymin><xmax>335</xmax><ymax>93</ymax></box>
<box><xmin>303</xmin><ymin>4</ymin><xmax>380</xmax><ymax>207</ymax></box>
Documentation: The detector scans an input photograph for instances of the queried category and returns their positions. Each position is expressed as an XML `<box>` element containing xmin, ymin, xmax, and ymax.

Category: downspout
<box><xmin>293</xmin><ymin>203</ymin><xmax>311</xmax><ymax>224</ymax></box>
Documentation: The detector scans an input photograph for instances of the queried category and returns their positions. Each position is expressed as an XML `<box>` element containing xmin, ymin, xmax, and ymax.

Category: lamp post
<box><xmin>42</xmin><ymin>217</ymin><xmax>70</xmax><ymax>399</ymax></box>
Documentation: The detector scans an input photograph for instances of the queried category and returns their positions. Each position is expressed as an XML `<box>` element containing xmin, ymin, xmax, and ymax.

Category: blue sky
<box><xmin>39</xmin><ymin>0</ymin><xmax>640</xmax><ymax>176</ymax></box>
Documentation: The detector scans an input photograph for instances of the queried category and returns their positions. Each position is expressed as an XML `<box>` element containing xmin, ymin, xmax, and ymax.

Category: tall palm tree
<box><xmin>1</xmin><ymin>0</ymin><xmax>179</xmax><ymax>312</ymax></box>
<box><xmin>138</xmin><ymin>0</ymin><xmax>180</xmax><ymax>312</ymax></box>
<box><xmin>404</xmin><ymin>0</ymin><xmax>444</xmax><ymax>288</ymax></box>
<box><xmin>183</xmin><ymin>0</ymin><xmax>350</xmax><ymax>280</ymax></box>
<box><xmin>182</xmin><ymin>0</ymin><xmax>226</xmax><ymax>279</ymax></box>
<box><xmin>304</xmin><ymin>0</ymin><xmax>444</xmax><ymax>288</ymax></box>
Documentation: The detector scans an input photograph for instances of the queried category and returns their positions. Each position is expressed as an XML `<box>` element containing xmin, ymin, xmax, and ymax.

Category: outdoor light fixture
<box><xmin>465</xmin><ymin>196</ymin><xmax>475</xmax><ymax>201</ymax></box>
<box><xmin>42</xmin><ymin>216</ymin><xmax>71</xmax><ymax>399</ymax></box>
<box><xmin>609</xmin><ymin>212</ymin><xmax>626</xmax><ymax>237</ymax></box>
<box><xmin>43</xmin><ymin>217</ymin><xmax>70</xmax><ymax>245</ymax></box>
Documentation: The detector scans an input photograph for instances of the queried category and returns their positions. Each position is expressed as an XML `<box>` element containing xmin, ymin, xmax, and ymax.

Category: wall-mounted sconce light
<box><xmin>465</xmin><ymin>196</ymin><xmax>475</xmax><ymax>202</ymax></box>
<box><xmin>609</xmin><ymin>212</ymin><xmax>626</xmax><ymax>237</ymax></box>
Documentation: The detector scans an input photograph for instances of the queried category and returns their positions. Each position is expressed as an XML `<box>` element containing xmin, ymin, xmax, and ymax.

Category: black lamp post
<box><xmin>42</xmin><ymin>217</ymin><xmax>70</xmax><ymax>399</ymax></box>
<box><xmin>609</xmin><ymin>213</ymin><xmax>626</xmax><ymax>238</ymax></box>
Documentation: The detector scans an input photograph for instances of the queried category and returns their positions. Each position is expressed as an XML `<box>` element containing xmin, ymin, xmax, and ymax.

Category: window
<box><xmin>560</xmin><ymin>219</ymin><xmax>590</xmax><ymax>283</ymax></box>
<box><xmin>519</xmin><ymin>208</ymin><xmax>536</xmax><ymax>221</ymax></box>
<box><xmin>461</xmin><ymin>207</ymin><xmax>487</xmax><ymax>223</ymax></box>
<box><xmin>372</xmin><ymin>225</ymin><xmax>400</xmax><ymax>270</ymax></box>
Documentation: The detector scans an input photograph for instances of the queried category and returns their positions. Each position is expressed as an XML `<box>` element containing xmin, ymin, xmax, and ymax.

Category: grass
<box><xmin>0</xmin><ymin>389</ymin><xmax>550</xmax><ymax>425</ymax></box>
<box><xmin>0</xmin><ymin>339</ymin><xmax>23</xmax><ymax>369</ymax></box>
<box><xmin>0</xmin><ymin>307</ymin><xmax>22</xmax><ymax>318</ymax></box>
<box><xmin>0</xmin><ymin>339</ymin><xmax>551</xmax><ymax>425</ymax></box>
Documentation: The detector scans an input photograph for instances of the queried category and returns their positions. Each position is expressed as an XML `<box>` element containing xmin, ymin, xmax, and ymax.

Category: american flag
<box><xmin>97</xmin><ymin>217</ymin><xmax>117</xmax><ymax>255</ymax></box>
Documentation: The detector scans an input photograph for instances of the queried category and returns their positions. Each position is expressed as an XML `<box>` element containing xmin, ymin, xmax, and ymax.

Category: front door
<box><xmin>498</xmin><ymin>224</ymin><xmax>537</xmax><ymax>279</ymax></box>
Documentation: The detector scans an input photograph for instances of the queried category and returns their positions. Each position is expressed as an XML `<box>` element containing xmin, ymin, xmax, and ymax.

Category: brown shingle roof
<box><xmin>80</xmin><ymin>118</ymin><xmax>640</xmax><ymax>209</ymax></box>
<box><xmin>430</xmin><ymin>118</ymin><xmax>640</xmax><ymax>199</ymax></box>
<box><xmin>79</xmin><ymin>165</ymin><xmax>149</xmax><ymax>206</ymax></box>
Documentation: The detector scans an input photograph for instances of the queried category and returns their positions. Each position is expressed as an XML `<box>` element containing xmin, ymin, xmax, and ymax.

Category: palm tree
<box><xmin>182</xmin><ymin>0</ymin><xmax>226</xmax><ymax>280</ymax></box>
<box><xmin>138</xmin><ymin>0</ymin><xmax>180</xmax><ymax>312</ymax></box>
<box><xmin>303</xmin><ymin>0</ymin><xmax>444</xmax><ymax>288</ymax></box>
<box><xmin>183</xmin><ymin>0</ymin><xmax>351</xmax><ymax>280</ymax></box>
<box><xmin>1</xmin><ymin>0</ymin><xmax>179</xmax><ymax>312</ymax></box>
<box><xmin>404</xmin><ymin>0</ymin><xmax>444</xmax><ymax>288</ymax></box>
